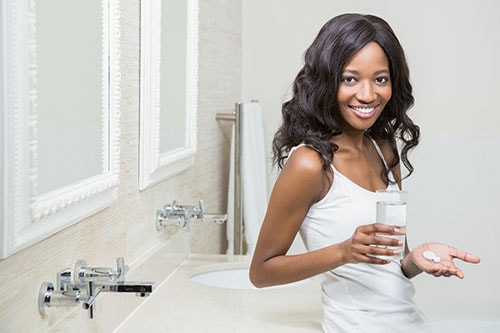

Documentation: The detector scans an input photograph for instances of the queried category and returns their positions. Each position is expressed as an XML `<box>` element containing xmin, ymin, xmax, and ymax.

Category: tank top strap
<box><xmin>288</xmin><ymin>143</ymin><xmax>315</xmax><ymax>158</ymax></box>
<box><xmin>366</xmin><ymin>135</ymin><xmax>389</xmax><ymax>171</ymax></box>
<box><xmin>287</xmin><ymin>144</ymin><xmax>336</xmax><ymax>174</ymax></box>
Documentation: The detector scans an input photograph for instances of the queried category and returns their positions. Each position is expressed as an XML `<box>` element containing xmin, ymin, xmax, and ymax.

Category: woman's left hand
<box><xmin>409</xmin><ymin>242</ymin><xmax>480</xmax><ymax>279</ymax></box>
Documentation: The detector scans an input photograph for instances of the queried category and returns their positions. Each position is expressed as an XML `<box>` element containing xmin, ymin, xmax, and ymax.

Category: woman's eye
<box><xmin>341</xmin><ymin>76</ymin><xmax>356</xmax><ymax>84</ymax></box>
<box><xmin>375</xmin><ymin>76</ymin><xmax>390</xmax><ymax>84</ymax></box>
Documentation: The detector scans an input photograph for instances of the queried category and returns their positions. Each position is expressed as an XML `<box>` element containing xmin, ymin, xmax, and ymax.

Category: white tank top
<box><xmin>290</xmin><ymin>138</ymin><xmax>431</xmax><ymax>332</ymax></box>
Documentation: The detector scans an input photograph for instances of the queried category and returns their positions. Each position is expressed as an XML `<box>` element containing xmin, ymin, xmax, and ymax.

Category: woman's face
<box><xmin>336</xmin><ymin>42</ymin><xmax>392</xmax><ymax>132</ymax></box>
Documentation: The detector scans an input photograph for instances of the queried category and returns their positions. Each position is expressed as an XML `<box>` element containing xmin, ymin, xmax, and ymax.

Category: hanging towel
<box><xmin>240</xmin><ymin>102</ymin><xmax>268</xmax><ymax>256</ymax></box>
<box><xmin>225</xmin><ymin>101</ymin><xmax>268</xmax><ymax>255</ymax></box>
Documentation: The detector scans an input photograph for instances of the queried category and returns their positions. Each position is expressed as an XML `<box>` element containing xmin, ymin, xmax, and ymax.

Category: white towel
<box><xmin>241</xmin><ymin>102</ymin><xmax>268</xmax><ymax>256</ymax></box>
<box><xmin>226</xmin><ymin>102</ymin><xmax>268</xmax><ymax>256</ymax></box>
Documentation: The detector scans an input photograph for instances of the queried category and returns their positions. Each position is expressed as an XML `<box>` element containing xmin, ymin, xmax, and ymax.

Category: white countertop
<box><xmin>116</xmin><ymin>254</ymin><xmax>323</xmax><ymax>332</ymax></box>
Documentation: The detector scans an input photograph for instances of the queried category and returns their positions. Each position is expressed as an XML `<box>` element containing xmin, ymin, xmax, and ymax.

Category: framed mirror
<box><xmin>1</xmin><ymin>0</ymin><xmax>121</xmax><ymax>258</ymax></box>
<box><xmin>139</xmin><ymin>0</ymin><xmax>198</xmax><ymax>190</ymax></box>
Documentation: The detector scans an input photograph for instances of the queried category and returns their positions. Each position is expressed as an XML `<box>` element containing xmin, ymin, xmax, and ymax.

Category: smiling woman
<box><xmin>337</xmin><ymin>42</ymin><xmax>392</xmax><ymax>131</ymax></box>
<box><xmin>249</xmin><ymin>13</ymin><xmax>480</xmax><ymax>333</ymax></box>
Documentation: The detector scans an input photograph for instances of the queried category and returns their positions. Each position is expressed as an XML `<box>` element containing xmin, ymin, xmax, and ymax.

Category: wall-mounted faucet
<box><xmin>74</xmin><ymin>257</ymin><xmax>128</xmax><ymax>285</ymax></box>
<box><xmin>39</xmin><ymin>258</ymin><xmax>154</xmax><ymax>319</ymax></box>
<box><xmin>156</xmin><ymin>199</ymin><xmax>227</xmax><ymax>232</ymax></box>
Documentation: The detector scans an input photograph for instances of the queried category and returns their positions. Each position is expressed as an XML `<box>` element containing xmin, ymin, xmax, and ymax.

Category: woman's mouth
<box><xmin>350</xmin><ymin>106</ymin><xmax>377</xmax><ymax>118</ymax></box>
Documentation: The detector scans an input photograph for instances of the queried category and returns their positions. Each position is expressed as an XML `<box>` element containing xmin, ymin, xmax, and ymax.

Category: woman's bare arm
<box><xmin>249</xmin><ymin>146</ymin><xmax>401</xmax><ymax>287</ymax></box>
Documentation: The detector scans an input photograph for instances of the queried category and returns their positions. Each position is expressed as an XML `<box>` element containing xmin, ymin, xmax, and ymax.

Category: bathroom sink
<box><xmin>189</xmin><ymin>264</ymin><xmax>311</xmax><ymax>290</ymax></box>
<box><xmin>190</xmin><ymin>268</ymin><xmax>256</xmax><ymax>289</ymax></box>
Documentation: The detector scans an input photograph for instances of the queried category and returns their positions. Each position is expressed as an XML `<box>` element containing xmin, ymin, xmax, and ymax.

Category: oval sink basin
<box><xmin>189</xmin><ymin>266</ymin><xmax>311</xmax><ymax>290</ymax></box>
<box><xmin>190</xmin><ymin>268</ymin><xmax>256</xmax><ymax>289</ymax></box>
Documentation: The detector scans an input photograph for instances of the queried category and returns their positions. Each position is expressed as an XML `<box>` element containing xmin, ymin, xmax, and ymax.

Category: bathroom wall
<box><xmin>243</xmin><ymin>0</ymin><xmax>499</xmax><ymax>321</ymax></box>
<box><xmin>0</xmin><ymin>0</ymin><xmax>240</xmax><ymax>331</ymax></box>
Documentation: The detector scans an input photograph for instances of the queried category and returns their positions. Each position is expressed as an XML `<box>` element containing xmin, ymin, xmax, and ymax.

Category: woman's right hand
<box><xmin>340</xmin><ymin>223</ymin><xmax>403</xmax><ymax>264</ymax></box>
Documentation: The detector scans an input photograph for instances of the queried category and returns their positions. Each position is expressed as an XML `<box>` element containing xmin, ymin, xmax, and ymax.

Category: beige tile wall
<box><xmin>0</xmin><ymin>0</ymin><xmax>241</xmax><ymax>331</ymax></box>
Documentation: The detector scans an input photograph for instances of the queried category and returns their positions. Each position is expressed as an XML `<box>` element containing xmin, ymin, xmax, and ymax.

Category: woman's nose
<box><xmin>356</xmin><ymin>81</ymin><xmax>376</xmax><ymax>102</ymax></box>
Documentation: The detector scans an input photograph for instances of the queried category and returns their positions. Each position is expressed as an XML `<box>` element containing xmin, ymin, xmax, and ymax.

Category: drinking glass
<box><xmin>374</xmin><ymin>189</ymin><xmax>407</xmax><ymax>260</ymax></box>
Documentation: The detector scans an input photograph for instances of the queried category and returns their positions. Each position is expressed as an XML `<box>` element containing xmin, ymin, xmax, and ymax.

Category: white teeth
<box><xmin>353</xmin><ymin>107</ymin><xmax>375</xmax><ymax>114</ymax></box>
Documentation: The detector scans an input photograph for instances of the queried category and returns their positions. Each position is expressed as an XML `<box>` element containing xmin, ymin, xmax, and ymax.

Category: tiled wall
<box><xmin>0</xmin><ymin>0</ymin><xmax>241</xmax><ymax>331</ymax></box>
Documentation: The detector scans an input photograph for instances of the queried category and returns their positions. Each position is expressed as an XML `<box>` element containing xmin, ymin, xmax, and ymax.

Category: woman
<box><xmin>249</xmin><ymin>13</ymin><xmax>480</xmax><ymax>332</ymax></box>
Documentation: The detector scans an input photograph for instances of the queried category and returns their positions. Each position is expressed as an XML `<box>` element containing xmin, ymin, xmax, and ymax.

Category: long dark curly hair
<box><xmin>273</xmin><ymin>13</ymin><xmax>419</xmax><ymax>184</ymax></box>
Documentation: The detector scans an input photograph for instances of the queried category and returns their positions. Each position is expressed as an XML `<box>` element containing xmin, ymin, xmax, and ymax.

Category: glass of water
<box><xmin>374</xmin><ymin>189</ymin><xmax>407</xmax><ymax>260</ymax></box>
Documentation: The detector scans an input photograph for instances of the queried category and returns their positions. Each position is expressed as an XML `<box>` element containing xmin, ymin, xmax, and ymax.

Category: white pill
<box><xmin>422</xmin><ymin>250</ymin><xmax>436</xmax><ymax>261</ymax></box>
<box><xmin>433</xmin><ymin>256</ymin><xmax>441</xmax><ymax>263</ymax></box>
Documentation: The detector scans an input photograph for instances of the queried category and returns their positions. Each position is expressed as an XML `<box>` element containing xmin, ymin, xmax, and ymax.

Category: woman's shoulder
<box><xmin>280</xmin><ymin>145</ymin><xmax>331</xmax><ymax>202</ymax></box>
<box><xmin>283</xmin><ymin>145</ymin><xmax>332</xmax><ymax>186</ymax></box>
<box><xmin>285</xmin><ymin>144</ymin><xmax>325</xmax><ymax>174</ymax></box>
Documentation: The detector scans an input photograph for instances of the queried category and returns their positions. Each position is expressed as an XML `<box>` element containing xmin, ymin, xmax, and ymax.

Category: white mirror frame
<box><xmin>1</xmin><ymin>0</ymin><xmax>121</xmax><ymax>258</ymax></box>
<box><xmin>138</xmin><ymin>0</ymin><xmax>198</xmax><ymax>190</ymax></box>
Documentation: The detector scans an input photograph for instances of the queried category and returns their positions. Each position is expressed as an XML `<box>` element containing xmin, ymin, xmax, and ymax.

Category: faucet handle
<box><xmin>74</xmin><ymin>258</ymin><xmax>129</xmax><ymax>286</ymax></box>
<box><xmin>116</xmin><ymin>257</ymin><xmax>129</xmax><ymax>281</ymax></box>
<box><xmin>197</xmin><ymin>200</ymin><xmax>206</xmax><ymax>220</ymax></box>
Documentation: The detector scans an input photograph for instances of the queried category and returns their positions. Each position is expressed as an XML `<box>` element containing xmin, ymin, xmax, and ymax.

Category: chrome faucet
<box><xmin>39</xmin><ymin>258</ymin><xmax>155</xmax><ymax>319</ymax></box>
<box><xmin>74</xmin><ymin>258</ymin><xmax>154</xmax><ymax>318</ymax></box>
<box><xmin>156</xmin><ymin>199</ymin><xmax>227</xmax><ymax>232</ymax></box>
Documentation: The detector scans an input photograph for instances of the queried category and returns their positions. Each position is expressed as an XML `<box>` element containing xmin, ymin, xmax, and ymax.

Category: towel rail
<box><xmin>215</xmin><ymin>113</ymin><xmax>236</xmax><ymax>121</ymax></box>
<box><xmin>216</xmin><ymin>103</ymin><xmax>243</xmax><ymax>255</ymax></box>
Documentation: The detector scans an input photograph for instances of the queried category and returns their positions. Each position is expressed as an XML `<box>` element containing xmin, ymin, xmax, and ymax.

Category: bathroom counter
<box><xmin>116</xmin><ymin>254</ymin><xmax>323</xmax><ymax>332</ymax></box>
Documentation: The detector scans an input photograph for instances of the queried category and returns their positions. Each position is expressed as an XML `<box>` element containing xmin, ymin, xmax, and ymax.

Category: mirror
<box><xmin>139</xmin><ymin>0</ymin><xmax>198</xmax><ymax>190</ymax></box>
<box><xmin>36</xmin><ymin>1</ymin><xmax>104</xmax><ymax>194</ymax></box>
<box><xmin>0</xmin><ymin>0</ymin><xmax>121</xmax><ymax>258</ymax></box>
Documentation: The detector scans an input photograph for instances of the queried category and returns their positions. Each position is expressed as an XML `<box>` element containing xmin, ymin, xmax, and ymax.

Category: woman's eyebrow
<box><xmin>374</xmin><ymin>69</ymin><xmax>390</xmax><ymax>75</ymax></box>
<box><xmin>342</xmin><ymin>69</ymin><xmax>390</xmax><ymax>75</ymax></box>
